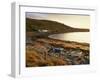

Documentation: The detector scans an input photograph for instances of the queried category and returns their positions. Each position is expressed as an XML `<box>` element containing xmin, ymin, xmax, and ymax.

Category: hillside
<box><xmin>26</xmin><ymin>38</ymin><xmax>89</xmax><ymax>67</ymax></box>
<box><xmin>26</xmin><ymin>18</ymin><xmax>89</xmax><ymax>34</ymax></box>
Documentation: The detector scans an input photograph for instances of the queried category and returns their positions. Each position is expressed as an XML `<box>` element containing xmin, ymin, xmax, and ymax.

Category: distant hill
<box><xmin>26</xmin><ymin>18</ymin><xmax>89</xmax><ymax>33</ymax></box>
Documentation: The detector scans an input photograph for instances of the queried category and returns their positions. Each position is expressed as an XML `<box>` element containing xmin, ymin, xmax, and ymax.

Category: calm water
<box><xmin>49</xmin><ymin>32</ymin><xmax>90</xmax><ymax>43</ymax></box>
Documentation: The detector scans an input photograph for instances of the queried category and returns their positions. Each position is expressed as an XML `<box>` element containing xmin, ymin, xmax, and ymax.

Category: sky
<box><xmin>26</xmin><ymin>12</ymin><xmax>90</xmax><ymax>29</ymax></box>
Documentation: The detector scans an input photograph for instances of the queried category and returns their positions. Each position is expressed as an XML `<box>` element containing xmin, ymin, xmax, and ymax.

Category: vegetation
<box><xmin>26</xmin><ymin>18</ymin><xmax>90</xmax><ymax>67</ymax></box>
<box><xmin>26</xmin><ymin>18</ymin><xmax>89</xmax><ymax>34</ymax></box>
<box><xmin>26</xmin><ymin>47</ymin><xmax>68</xmax><ymax>67</ymax></box>
<box><xmin>26</xmin><ymin>39</ymin><xmax>89</xmax><ymax>67</ymax></box>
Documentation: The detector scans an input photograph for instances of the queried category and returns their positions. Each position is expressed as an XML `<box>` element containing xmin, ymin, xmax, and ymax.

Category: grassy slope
<box><xmin>26</xmin><ymin>48</ymin><xmax>68</xmax><ymax>67</ymax></box>
<box><xmin>26</xmin><ymin>18</ymin><xmax>89</xmax><ymax>34</ymax></box>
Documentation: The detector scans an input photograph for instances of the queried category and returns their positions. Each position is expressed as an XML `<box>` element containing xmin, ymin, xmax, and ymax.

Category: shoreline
<box><xmin>26</xmin><ymin>25</ymin><xmax>90</xmax><ymax>66</ymax></box>
<box><xmin>36</xmin><ymin>37</ymin><xmax>89</xmax><ymax>51</ymax></box>
<box><xmin>26</xmin><ymin>37</ymin><xmax>89</xmax><ymax>67</ymax></box>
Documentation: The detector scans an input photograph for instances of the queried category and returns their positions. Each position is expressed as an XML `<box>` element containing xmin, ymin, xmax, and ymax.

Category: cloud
<box><xmin>26</xmin><ymin>12</ymin><xmax>48</xmax><ymax>19</ymax></box>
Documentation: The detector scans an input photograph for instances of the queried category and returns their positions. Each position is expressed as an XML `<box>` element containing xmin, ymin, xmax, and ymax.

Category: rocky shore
<box><xmin>26</xmin><ymin>38</ymin><xmax>89</xmax><ymax>67</ymax></box>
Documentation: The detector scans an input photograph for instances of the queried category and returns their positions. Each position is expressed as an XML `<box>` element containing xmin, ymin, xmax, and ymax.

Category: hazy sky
<box><xmin>26</xmin><ymin>13</ymin><xmax>90</xmax><ymax>29</ymax></box>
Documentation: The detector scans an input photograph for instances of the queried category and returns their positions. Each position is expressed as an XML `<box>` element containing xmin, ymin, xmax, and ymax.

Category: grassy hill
<box><xmin>26</xmin><ymin>18</ymin><xmax>89</xmax><ymax>34</ymax></box>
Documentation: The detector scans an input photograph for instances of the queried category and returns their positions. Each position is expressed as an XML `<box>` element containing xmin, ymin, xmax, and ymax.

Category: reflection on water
<box><xmin>49</xmin><ymin>32</ymin><xmax>90</xmax><ymax>43</ymax></box>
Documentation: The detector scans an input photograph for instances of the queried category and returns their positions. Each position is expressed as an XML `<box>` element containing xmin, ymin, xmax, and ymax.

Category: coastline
<box><xmin>26</xmin><ymin>18</ymin><xmax>90</xmax><ymax>67</ymax></box>
<box><xmin>26</xmin><ymin>37</ymin><xmax>89</xmax><ymax>67</ymax></box>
